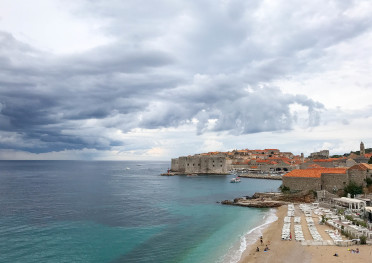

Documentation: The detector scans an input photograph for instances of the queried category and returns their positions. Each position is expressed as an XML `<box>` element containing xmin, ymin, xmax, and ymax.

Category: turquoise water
<box><xmin>0</xmin><ymin>161</ymin><xmax>281</xmax><ymax>263</ymax></box>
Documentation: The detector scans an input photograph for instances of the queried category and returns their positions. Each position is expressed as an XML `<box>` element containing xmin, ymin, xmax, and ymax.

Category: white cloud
<box><xmin>0</xmin><ymin>0</ymin><xmax>112</xmax><ymax>54</ymax></box>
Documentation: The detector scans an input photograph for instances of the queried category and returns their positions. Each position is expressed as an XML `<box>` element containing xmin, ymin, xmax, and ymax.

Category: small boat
<box><xmin>230</xmin><ymin>177</ymin><xmax>241</xmax><ymax>183</ymax></box>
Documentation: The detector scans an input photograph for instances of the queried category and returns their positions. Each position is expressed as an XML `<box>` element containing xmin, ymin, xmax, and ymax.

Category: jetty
<box><xmin>238</xmin><ymin>173</ymin><xmax>282</xmax><ymax>180</ymax></box>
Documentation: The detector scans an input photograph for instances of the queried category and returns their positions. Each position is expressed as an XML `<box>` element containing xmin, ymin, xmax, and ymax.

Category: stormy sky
<box><xmin>0</xmin><ymin>0</ymin><xmax>372</xmax><ymax>160</ymax></box>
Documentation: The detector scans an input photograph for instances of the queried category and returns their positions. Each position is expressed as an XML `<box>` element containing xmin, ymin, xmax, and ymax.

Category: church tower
<box><xmin>360</xmin><ymin>141</ymin><xmax>365</xmax><ymax>155</ymax></box>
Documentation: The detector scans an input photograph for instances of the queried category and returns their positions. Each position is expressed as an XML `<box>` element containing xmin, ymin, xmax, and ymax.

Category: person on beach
<box><xmin>256</xmin><ymin>247</ymin><xmax>260</xmax><ymax>252</ymax></box>
<box><xmin>265</xmin><ymin>245</ymin><xmax>269</xmax><ymax>251</ymax></box>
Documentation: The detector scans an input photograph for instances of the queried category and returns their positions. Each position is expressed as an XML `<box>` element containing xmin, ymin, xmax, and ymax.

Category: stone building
<box><xmin>309</xmin><ymin>150</ymin><xmax>329</xmax><ymax>159</ymax></box>
<box><xmin>300</xmin><ymin>158</ymin><xmax>348</xmax><ymax>169</ymax></box>
<box><xmin>361</xmin><ymin>141</ymin><xmax>365</xmax><ymax>155</ymax></box>
<box><xmin>282</xmin><ymin>168</ymin><xmax>348</xmax><ymax>192</ymax></box>
<box><xmin>283</xmin><ymin>164</ymin><xmax>372</xmax><ymax>192</ymax></box>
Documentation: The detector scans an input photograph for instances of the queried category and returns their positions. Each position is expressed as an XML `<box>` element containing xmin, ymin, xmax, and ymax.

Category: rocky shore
<box><xmin>221</xmin><ymin>191</ymin><xmax>316</xmax><ymax>208</ymax></box>
<box><xmin>221</xmin><ymin>198</ymin><xmax>287</xmax><ymax>208</ymax></box>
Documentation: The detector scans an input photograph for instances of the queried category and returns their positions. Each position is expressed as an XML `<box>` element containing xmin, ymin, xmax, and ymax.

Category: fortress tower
<box><xmin>360</xmin><ymin>141</ymin><xmax>365</xmax><ymax>156</ymax></box>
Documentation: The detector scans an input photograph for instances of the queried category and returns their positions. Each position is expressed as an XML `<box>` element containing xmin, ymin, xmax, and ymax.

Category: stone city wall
<box><xmin>282</xmin><ymin>177</ymin><xmax>321</xmax><ymax>192</ymax></box>
<box><xmin>348</xmin><ymin>169</ymin><xmax>367</xmax><ymax>187</ymax></box>
<box><xmin>171</xmin><ymin>155</ymin><xmax>229</xmax><ymax>174</ymax></box>
<box><xmin>321</xmin><ymin>173</ymin><xmax>348</xmax><ymax>192</ymax></box>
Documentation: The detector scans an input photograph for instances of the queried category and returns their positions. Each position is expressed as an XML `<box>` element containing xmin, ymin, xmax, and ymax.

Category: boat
<box><xmin>230</xmin><ymin>177</ymin><xmax>241</xmax><ymax>183</ymax></box>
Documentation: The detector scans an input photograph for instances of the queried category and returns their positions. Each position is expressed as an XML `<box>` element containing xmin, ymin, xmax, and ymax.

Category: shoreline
<box><xmin>219</xmin><ymin>208</ymin><xmax>279</xmax><ymax>263</ymax></box>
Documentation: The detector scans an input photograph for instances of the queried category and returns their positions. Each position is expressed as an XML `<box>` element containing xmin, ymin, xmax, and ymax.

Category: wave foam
<box><xmin>221</xmin><ymin>209</ymin><xmax>278</xmax><ymax>263</ymax></box>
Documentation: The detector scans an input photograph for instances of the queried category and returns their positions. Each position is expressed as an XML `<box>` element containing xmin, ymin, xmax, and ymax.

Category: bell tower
<box><xmin>360</xmin><ymin>141</ymin><xmax>365</xmax><ymax>156</ymax></box>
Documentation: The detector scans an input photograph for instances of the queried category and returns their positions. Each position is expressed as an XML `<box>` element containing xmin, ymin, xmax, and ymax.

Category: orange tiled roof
<box><xmin>283</xmin><ymin>168</ymin><xmax>347</xmax><ymax>178</ymax></box>
<box><xmin>250</xmin><ymin>166</ymin><xmax>258</xmax><ymax>169</ymax></box>
<box><xmin>365</xmin><ymin>153</ymin><xmax>372</xmax><ymax>158</ymax></box>
<box><xmin>348</xmin><ymin>163</ymin><xmax>372</xmax><ymax>171</ymax></box>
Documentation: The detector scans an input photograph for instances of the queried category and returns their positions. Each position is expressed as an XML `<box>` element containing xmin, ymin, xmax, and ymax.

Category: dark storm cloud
<box><xmin>0</xmin><ymin>0</ymin><xmax>371</xmax><ymax>153</ymax></box>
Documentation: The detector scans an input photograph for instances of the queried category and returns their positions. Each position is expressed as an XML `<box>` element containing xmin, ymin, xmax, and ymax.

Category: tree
<box><xmin>368</xmin><ymin>156</ymin><xmax>372</xmax><ymax>164</ymax></box>
<box><xmin>344</xmin><ymin>181</ymin><xmax>363</xmax><ymax>197</ymax></box>
<box><xmin>366</xmin><ymin>178</ymin><xmax>372</xmax><ymax>186</ymax></box>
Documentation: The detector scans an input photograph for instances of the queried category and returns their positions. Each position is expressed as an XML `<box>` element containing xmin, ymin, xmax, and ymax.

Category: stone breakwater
<box><xmin>238</xmin><ymin>174</ymin><xmax>282</xmax><ymax>180</ymax></box>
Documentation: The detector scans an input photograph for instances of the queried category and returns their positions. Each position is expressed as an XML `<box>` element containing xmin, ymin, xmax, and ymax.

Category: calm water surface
<box><xmin>0</xmin><ymin>161</ymin><xmax>281</xmax><ymax>263</ymax></box>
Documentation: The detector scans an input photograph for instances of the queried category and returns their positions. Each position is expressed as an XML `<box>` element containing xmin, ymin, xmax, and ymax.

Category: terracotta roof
<box><xmin>348</xmin><ymin>163</ymin><xmax>372</xmax><ymax>171</ymax></box>
<box><xmin>283</xmin><ymin>168</ymin><xmax>347</xmax><ymax>178</ymax></box>
<box><xmin>365</xmin><ymin>153</ymin><xmax>372</xmax><ymax>158</ymax></box>
<box><xmin>250</xmin><ymin>166</ymin><xmax>258</xmax><ymax>169</ymax></box>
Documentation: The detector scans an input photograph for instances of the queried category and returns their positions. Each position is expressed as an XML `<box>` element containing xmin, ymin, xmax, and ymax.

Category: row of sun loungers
<box><xmin>282</xmin><ymin>206</ymin><xmax>293</xmax><ymax>240</ymax></box>
<box><xmin>287</xmin><ymin>204</ymin><xmax>295</xmax><ymax>217</ymax></box>
<box><xmin>299</xmin><ymin>204</ymin><xmax>312</xmax><ymax>217</ymax></box>
<box><xmin>294</xmin><ymin>224</ymin><xmax>305</xmax><ymax>241</ymax></box>
<box><xmin>306</xmin><ymin>216</ymin><xmax>323</xmax><ymax>241</ymax></box>
<box><xmin>325</xmin><ymin>230</ymin><xmax>343</xmax><ymax>243</ymax></box>
<box><xmin>282</xmin><ymin>221</ymin><xmax>291</xmax><ymax>240</ymax></box>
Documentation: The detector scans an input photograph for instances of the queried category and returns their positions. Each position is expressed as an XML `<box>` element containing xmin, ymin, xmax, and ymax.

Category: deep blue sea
<box><xmin>0</xmin><ymin>161</ymin><xmax>281</xmax><ymax>263</ymax></box>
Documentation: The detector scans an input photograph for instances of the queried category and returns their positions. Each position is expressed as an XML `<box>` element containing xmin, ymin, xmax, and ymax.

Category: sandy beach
<box><xmin>238</xmin><ymin>205</ymin><xmax>372</xmax><ymax>263</ymax></box>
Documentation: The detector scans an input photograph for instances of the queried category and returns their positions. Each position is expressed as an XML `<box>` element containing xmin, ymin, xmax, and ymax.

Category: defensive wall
<box><xmin>282</xmin><ymin>177</ymin><xmax>321</xmax><ymax>191</ymax></box>
<box><xmin>171</xmin><ymin>155</ymin><xmax>230</xmax><ymax>174</ymax></box>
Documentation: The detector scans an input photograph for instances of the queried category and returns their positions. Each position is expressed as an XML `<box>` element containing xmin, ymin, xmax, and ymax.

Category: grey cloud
<box><xmin>1</xmin><ymin>0</ymin><xmax>371</xmax><ymax>154</ymax></box>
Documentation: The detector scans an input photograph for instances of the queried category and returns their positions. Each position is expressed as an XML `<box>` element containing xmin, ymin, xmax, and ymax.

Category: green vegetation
<box><xmin>357</xmin><ymin>220</ymin><xmax>367</xmax><ymax>228</ymax></box>
<box><xmin>350</xmin><ymin>147</ymin><xmax>372</xmax><ymax>155</ymax></box>
<box><xmin>360</xmin><ymin>235</ymin><xmax>367</xmax><ymax>245</ymax></box>
<box><xmin>345</xmin><ymin>215</ymin><xmax>367</xmax><ymax>228</ymax></box>
<box><xmin>341</xmin><ymin>230</ymin><xmax>355</xmax><ymax>239</ymax></box>
<box><xmin>366</xmin><ymin>178</ymin><xmax>372</xmax><ymax>186</ymax></box>
<box><xmin>279</xmin><ymin>185</ymin><xmax>290</xmax><ymax>193</ymax></box>
<box><xmin>337</xmin><ymin>208</ymin><xmax>345</xmax><ymax>215</ymax></box>
<box><xmin>321</xmin><ymin>215</ymin><xmax>328</xmax><ymax>224</ymax></box>
<box><xmin>344</xmin><ymin>181</ymin><xmax>363</xmax><ymax>197</ymax></box>
<box><xmin>369</xmin><ymin>156</ymin><xmax>372</xmax><ymax>164</ymax></box>
<box><xmin>345</xmin><ymin>215</ymin><xmax>353</xmax><ymax>221</ymax></box>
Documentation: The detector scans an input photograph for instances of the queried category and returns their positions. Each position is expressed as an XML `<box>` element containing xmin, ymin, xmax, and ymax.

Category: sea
<box><xmin>0</xmin><ymin>161</ymin><xmax>282</xmax><ymax>263</ymax></box>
